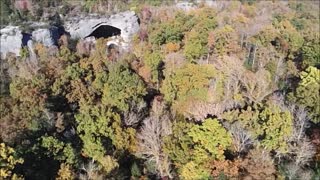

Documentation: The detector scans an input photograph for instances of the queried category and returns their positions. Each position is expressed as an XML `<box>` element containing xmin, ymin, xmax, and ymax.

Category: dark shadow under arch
<box><xmin>86</xmin><ymin>25</ymin><xmax>121</xmax><ymax>39</ymax></box>
<box><xmin>22</xmin><ymin>32</ymin><xmax>32</xmax><ymax>46</ymax></box>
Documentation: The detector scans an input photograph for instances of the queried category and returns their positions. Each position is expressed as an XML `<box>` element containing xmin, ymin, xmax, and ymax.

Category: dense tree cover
<box><xmin>161</xmin><ymin>63</ymin><xmax>216</xmax><ymax>114</ymax></box>
<box><xmin>0</xmin><ymin>1</ymin><xmax>319</xmax><ymax>179</ymax></box>
<box><xmin>0</xmin><ymin>143</ymin><xmax>23</xmax><ymax>179</ymax></box>
<box><xmin>0</xmin><ymin>0</ymin><xmax>178</xmax><ymax>28</ymax></box>
<box><xmin>288</xmin><ymin>66</ymin><xmax>320</xmax><ymax>123</ymax></box>
<box><xmin>223</xmin><ymin>103</ymin><xmax>293</xmax><ymax>153</ymax></box>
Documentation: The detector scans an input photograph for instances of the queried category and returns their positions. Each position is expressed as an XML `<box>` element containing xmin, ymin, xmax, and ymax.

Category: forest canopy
<box><xmin>0</xmin><ymin>0</ymin><xmax>319</xmax><ymax>179</ymax></box>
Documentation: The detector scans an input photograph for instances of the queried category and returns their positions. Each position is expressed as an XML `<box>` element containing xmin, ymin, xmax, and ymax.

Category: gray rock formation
<box><xmin>32</xmin><ymin>29</ymin><xmax>55</xmax><ymax>47</ymax></box>
<box><xmin>0</xmin><ymin>11</ymin><xmax>140</xmax><ymax>58</ymax></box>
<box><xmin>0</xmin><ymin>26</ymin><xmax>22</xmax><ymax>58</ymax></box>
<box><xmin>64</xmin><ymin>11</ymin><xmax>139</xmax><ymax>45</ymax></box>
<box><xmin>31</xmin><ymin>26</ymin><xmax>64</xmax><ymax>47</ymax></box>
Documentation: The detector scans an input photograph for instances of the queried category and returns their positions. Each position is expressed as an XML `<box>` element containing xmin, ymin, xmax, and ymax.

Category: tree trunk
<box><xmin>252</xmin><ymin>45</ymin><xmax>257</xmax><ymax>70</ymax></box>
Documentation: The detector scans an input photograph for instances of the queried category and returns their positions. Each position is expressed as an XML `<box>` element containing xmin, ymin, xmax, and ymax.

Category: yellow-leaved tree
<box><xmin>0</xmin><ymin>143</ymin><xmax>23</xmax><ymax>179</ymax></box>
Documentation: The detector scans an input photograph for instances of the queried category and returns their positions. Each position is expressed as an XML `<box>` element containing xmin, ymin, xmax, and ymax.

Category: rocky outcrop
<box><xmin>0</xmin><ymin>26</ymin><xmax>22</xmax><ymax>58</ymax></box>
<box><xmin>32</xmin><ymin>26</ymin><xmax>65</xmax><ymax>47</ymax></box>
<box><xmin>0</xmin><ymin>25</ymin><xmax>64</xmax><ymax>58</ymax></box>
<box><xmin>64</xmin><ymin>11</ymin><xmax>139</xmax><ymax>43</ymax></box>
<box><xmin>32</xmin><ymin>29</ymin><xmax>55</xmax><ymax>47</ymax></box>
<box><xmin>0</xmin><ymin>11</ymin><xmax>140</xmax><ymax>58</ymax></box>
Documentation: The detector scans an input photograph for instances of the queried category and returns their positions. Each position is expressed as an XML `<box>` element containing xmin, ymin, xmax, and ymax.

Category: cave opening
<box><xmin>85</xmin><ymin>25</ymin><xmax>121</xmax><ymax>39</ymax></box>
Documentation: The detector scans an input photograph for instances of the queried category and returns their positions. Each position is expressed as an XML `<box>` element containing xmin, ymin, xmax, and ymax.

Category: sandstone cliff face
<box><xmin>0</xmin><ymin>11</ymin><xmax>140</xmax><ymax>58</ymax></box>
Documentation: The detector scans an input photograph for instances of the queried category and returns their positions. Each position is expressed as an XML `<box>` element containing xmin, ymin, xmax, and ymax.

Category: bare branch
<box><xmin>123</xmin><ymin>101</ymin><xmax>147</xmax><ymax>127</ymax></box>
<box><xmin>229</xmin><ymin>122</ymin><xmax>253</xmax><ymax>154</ymax></box>
<box><xmin>289</xmin><ymin>105</ymin><xmax>310</xmax><ymax>142</ymax></box>
<box><xmin>137</xmin><ymin>108</ymin><xmax>172</xmax><ymax>178</ymax></box>
<box><xmin>288</xmin><ymin>138</ymin><xmax>316</xmax><ymax>166</ymax></box>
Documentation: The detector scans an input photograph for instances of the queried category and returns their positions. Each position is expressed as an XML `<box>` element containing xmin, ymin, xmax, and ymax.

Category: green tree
<box><xmin>288</xmin><ymin>66</ymin><xmax>320</xmax><ymax>123</ymax></box>
<box><xmin>102</xmin><ymin>63</ymin><xmax>147</xmax><ymax>112</ymax></box>
<box><xmin>0</xmin><ymin>0</ymin><xmax>13</xmax><ymax>26</ymax></box>
<box><xmin>175</xmin><ymin>12</ymin><xmax>197</xmax><ymax>32</ymax></box>
<box><xmin>130</xmin><ymin>162</ymin><xmax>141</xmax><ymax>178</ymax></box>
<box><xmin>164</xmin><ymin>118</ymin><xmax>231</xmax><ymax>179</ymax></box>
<box><xmin>274</xmin><ymin>20</ymin><xmax>304</xmax><ymax>59</ymax></box>
<box><xmin>75</xmin><ymin>104</ymin><xmax>135</xmax><ymax>174</ymax></box>
<box><xmin>258</xmin><ymin>104</ymin><xmax>293</xmax><ymax>152</ymax></box>
<box><xmin>188</xmin><ymin>118</ymin><xmax>232</xmax><ymax>161</ymax></box>
<box><xmin>5</xmin><ymin>75</ymin><xmax>50</xmax><ymax>136</ymax></box>
<box><xmin>183</xmin><ymin>8</ymin><xmax>217</xmax><ymax>61</ymax></box>
<box><xmin>252</xmin><ymin>25</ymin><xmax>278</xmax><ymax>47</ymax></box>
<box><xmin>149</xmin><ymin>21</ymin><xmax>184</xmax><ymax>46</ymax></box>
<box><xmin>161</xmin><ymin>63</ymin><xmax>216</xmax><ymax>114</ymax></box>
<box><xmin>163</xmin><ymin>119</ymin><xmax>193</xmax><ymax>168</ymax></box>
<box><xmin>76</xmin><ymin>104</ymin><xmax>136</xmax><ymax>153</ymax></box>
<box><xmin>208</xmin><ymin>25</ymin><xmax>238</xmax><ymax>56</ymax></box>
<box><xmin>301</xmin><ymin>33</ymin><xmax>320</xmax><ymax>68</ymax></box>
<box><xmin>56</xmin><ymin>163</ymin><xmax>75</xmax><ymax>180</ymax></box>
<box><xmin>52</xmin><ymin>41</ymin><xmax>109</xmax><ymax>107</ymax></box>
<box><xmin>223</xmin><ymin>103</ymin><xmax>293</xmax><ymax>152</ymax></box>
<box><xmin>180</xmin><ymin>161</ymin><xmax>210</xmax><ymax>180</ymax></box>
<box><xmin>40</xmin><ymin>136</ymin><xmax>77</xmax><ymax>165</ymax></box>
<box><xmin>143</xmin><ymin>51</ymin><xmax>163</xmax><ymax>85</ymax></box>
<box><xmin>0</xmin><ymin>143</ymin><xmax>23</xmax><ymax>179</ymax></box>
<box><xmin>184</xmin><ymin>32</ymin><xmax>207</xmax><ymax>61</ymax></box>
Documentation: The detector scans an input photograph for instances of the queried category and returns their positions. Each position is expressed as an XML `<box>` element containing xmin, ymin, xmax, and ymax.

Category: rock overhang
<box><xmin>64</xmin><ymin>11</ymin><xmax>139</xmax><ymax>42</ymax></box>
<box><xmin>0</xmin><ymin>11</ymin><xmax>140</xmax><ymax>58</ymax></box>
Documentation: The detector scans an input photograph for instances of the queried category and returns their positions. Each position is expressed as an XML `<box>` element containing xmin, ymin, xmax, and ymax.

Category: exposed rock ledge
<box><xmin>0</xmin><ymin>11</ymin><xmax>139</xmax><ymax>58</ymax></box>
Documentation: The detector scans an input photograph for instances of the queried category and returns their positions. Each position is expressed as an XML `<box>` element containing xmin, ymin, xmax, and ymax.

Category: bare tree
<box><xmin>229</xmin><ymin>122</ymin><xmax>253</xmax><ymax>155</ymax></box>
<box><xmin>293</xmin><ymin>139</ymin><xmax>316</xmax><ymax>166</ymax></box>
<box><xmin>79</xmin><ymin>160</ymin><xmax>103</xmax><ymax>180</ymax></box>
<box><xmin>241</xmin><ymin>148</ymin><xmax>276</xmax><ymax>180</ymax></box>
<box><xmin>55</xmin><ymin>112</ymin><xmax>65</xmax><ymax>133</ymax></box>
<box><xmin>213</xmin><ymin>56</ymin><xmax>243</xmax><ymax>104</ymax></box>
<box><xmin>281</xmin><ymin>162</ymin><xmax>313</xmax><ymax>180</ymax></box>
<box><xmin>240</xmin><ymin>69</ymin><xmax>275</xmax><ymax>103</ymax></box>
<box><xmin>136</xmin><ymin>103</ymin><xmax>172</xmax><ymax>178</ymax></box>
<box><xmin>284</xmin><ymin>138</ymin><xmax>316</xmax><ymax>167</ymax></box>
<box><xmin>7</xmin><ymin>55</ymin><xmax>39</xmax><ymax>80</ymax></box>
<box><xmin>43</xmin><ymin>108</ymin><xmax>55</xmax><ymax>129</ymax></box>
<box><xmin>163</xmin><ymin>52</ymin><xmax>186</xmax><ymax>76</ymax></box>
<box><xmin>271</xmin><ymin>104</ymin><xmax>316</xmax><ymax>167</ymax></box>
<box><xmin>183</xmin><ymin>100</ymin><xmax>239</xmax><ymax>122</ymax></box>
<box><xmin>289</xmin><ymin>105</ymin><xmax>310</xmax><ymax>142</ymax></box>
<box><xmin>123</xmin><ymin>101</ymin><xmax>147</xmax><ymax>127</ymax></box>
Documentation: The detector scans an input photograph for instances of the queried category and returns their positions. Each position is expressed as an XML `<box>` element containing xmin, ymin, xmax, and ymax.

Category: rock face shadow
<box><xmin>85</xmin><ymin>24</ymin><xmax>121</xmax><ymax>39</ymax></box>
<box><xmin>22</xmin><ymin>32</ymin><xmax>32</xmax><ymax>46</ymax></box>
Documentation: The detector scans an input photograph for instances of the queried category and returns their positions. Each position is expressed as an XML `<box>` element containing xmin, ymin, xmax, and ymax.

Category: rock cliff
<box><xmin>0</xmin><ymin>11</ymin><xmax>139</xmax><ymax>58</ymax></box>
